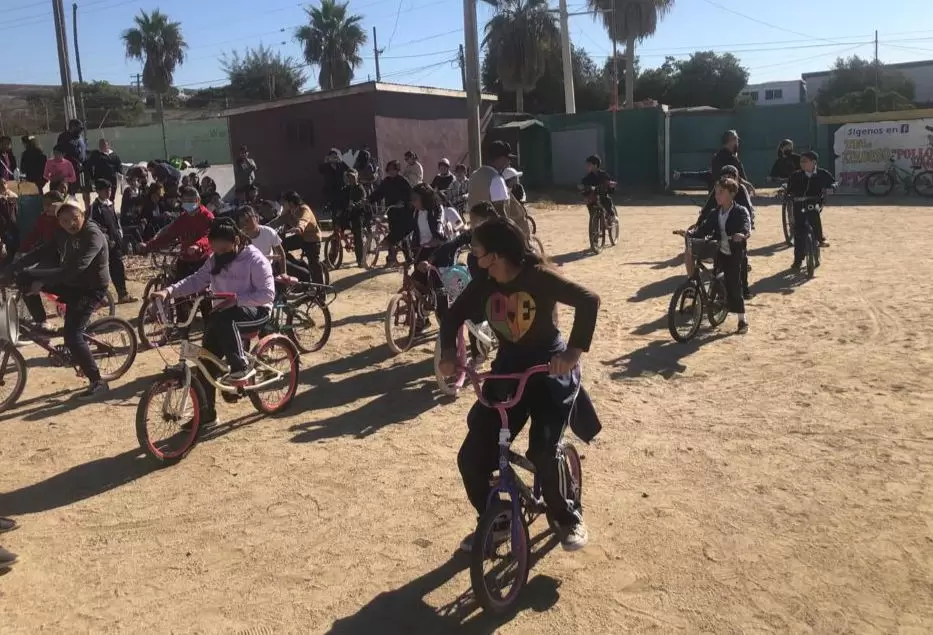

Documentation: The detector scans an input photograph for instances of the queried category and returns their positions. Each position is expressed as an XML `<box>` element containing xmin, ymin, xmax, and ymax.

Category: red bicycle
<box><xmin>17</xmin><ymin>288</ymin><xmax>115</xmax><ymax>325</ymax></box>
<box><xmin>362</xmin><ymin>210</ymin><xmax>391</xmax><ymax>270</ymax></box>
<box><xmin>384</xmin><ymin>255</ymin><xmax>439</xmax><ymax>355</ymax></box>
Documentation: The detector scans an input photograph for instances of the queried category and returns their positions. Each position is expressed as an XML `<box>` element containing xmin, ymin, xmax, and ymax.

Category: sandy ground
<box><xmin>1</xmin><ymin>196</ymin><xmax>932</xmax><ymax>634</ymax></box>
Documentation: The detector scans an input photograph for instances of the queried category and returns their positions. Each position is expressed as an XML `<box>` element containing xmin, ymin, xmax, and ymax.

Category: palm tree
<box><xmin>122</xmin><ymin>9</ymin><xmax>187</xmax><ymax>158</ymax></box>
<box><xmin>295</xmin><ymin>0</ymin><xmax>366</xmax><ymax>90</ymax></box>
<box><xmin>482</xmin><ymin>0</ymin><xmax>558</xmax><ymax>113</ymax></box>
<box><xmin>587</xmin><ymin>0</ymin><xmax>674</xmax><ymax>109</ymax></box>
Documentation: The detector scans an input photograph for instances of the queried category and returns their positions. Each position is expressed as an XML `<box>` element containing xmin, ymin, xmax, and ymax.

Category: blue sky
<box><xmin>1</xmin><ymin>0</ymin><xmax>931</xmax><ymax>93</ymax></box>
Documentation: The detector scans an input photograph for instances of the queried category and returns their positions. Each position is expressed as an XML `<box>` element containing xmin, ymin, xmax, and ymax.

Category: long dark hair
<box><xmin>208</xmin><ymin>217</ymin><xmax>251</xmax><ymax>274</ymax></box>
<box><xmin>472</xmin><ymin>217</ymin><xmax>545</xmax><ymax>269</ymax></box>
<box><xmin>412</xmin><ymin>182</ymin><xmax>441</xmax><ymax>211</ymax></box>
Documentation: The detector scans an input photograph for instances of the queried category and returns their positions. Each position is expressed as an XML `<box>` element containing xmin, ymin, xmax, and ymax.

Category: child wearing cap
<box><xmin>431</xmin><ymin>159</ymin><xmax>455</xmax><ymax>193</ymax></box>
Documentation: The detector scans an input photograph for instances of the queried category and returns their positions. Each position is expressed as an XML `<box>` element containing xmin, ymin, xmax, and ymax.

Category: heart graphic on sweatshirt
<box><xmin>486</xmin><ymin>291</ymin><xmax>537</xmax><ymax>342</ymax></box>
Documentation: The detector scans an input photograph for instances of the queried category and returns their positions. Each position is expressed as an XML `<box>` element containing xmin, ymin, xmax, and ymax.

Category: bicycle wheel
<box><xmin>667</xmin><ymin>281</ymin><xmax>703</xmax><ymax>343</ymax></box>
<box><xmin>913</xmin><ymin>170</ymin><xmax>933</xmax><ymax>197</ymax></box>
<box><xmin>362</xmin><ymin>231</ymin><xmax>382</xmax><ymax>270</ymax></box>
<box><xmin>248</xmin><ymin>335</ymin><xmax>299</xmax><ymax>414</ymax></box>
<box><xmin>0</xmin><ymin>340</ymin><xmax>28</xmax><ymax>414</ymax></box>
<box><xmin>806</xmin><ymin>231</ymin><xmax>817</xmax><ymax>279</ymax></box>
<box><xmin>470</xmin><ymin>500</ymin><xmax>530</xmax><ymax>615</ymax></box>
<box><xmin>529</xmin><ymin>234</ymin><xmax>545</xmax><ymax>257</ymax></box>
<box><xmin>86</xmin><ymin>317</ymin><xmax>138</xmax><ymax>381</ymax></box>
<box><xmin>588</xmin><ymin>212</ymin><xmax>603</xmax><ymax>254</ymax></box>
<box><xmin>607</xmin><ymin>213</ymin><xmax>620</xmax><ymax>247</ymax></box>
<box><xmin>434</xmin><ymin>329</ymin><xmax>467</xmax><ymax>397</ymax></box>
<box><xmin>865</xmin><ymin>171</ymin><xmax>895</xmax><ymax>196</ymax></box>
<box><xmin>325</xmin><ymin>234</ymin><xmax>344</xmax><ymax>270</ymax></box>
<box><xmin>286</xmin><ymin>295</ymin><xmax>332</xmax><ymax>353</ymax></box>
<box><xmin>527</xmin><ymin>214</ymin><xmax>537</xmax><ymax>235</ymax></box>
<box><xmin>136</xmin><ymin>375</ymin><xmax>207</xmax><ymax>465</ymax></box>
<box><xmin>782</xmin><ymin>199</ymin><xmax>794</xmax><ymax>246</ymax></box>
<box><xmin>546</xmin><ymin>441</ymin><xmax>583</xmax><ymax>533</ymax></box>
<box><xmin>706</xmin><ymin>277</ymin><xmax>729</xmax><ymax>327</ymax></box>
<box><xmin>385</xmin><ymin>292</ymin><xmax>416</xmax><ymax>354</ymax></box>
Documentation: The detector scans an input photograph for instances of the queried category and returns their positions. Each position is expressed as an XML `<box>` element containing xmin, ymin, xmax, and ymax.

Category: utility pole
<box><xmin>558</xmin><ymin>0</ymin><xmax>576</xmax><ymax>114</ymax></box>
<box><xmin>72</xmin><ymin>2</ymin><xmax>87</xmax><ymax>124</ymax></box>
<box><xmin>874</xmin><ymin>30</ymin><xmax>880</xmax><ymax>112</ymax></box>
<box><xmin>373</xmin><ymin>27</ymin><xmax>382</xmax><ymax>82</ymax></box>
<box><xmin>52</xmin><ymin>0</ymin><xmax>77</xmax><ymax>125</ymax></box>
<box><xmin>463</xmin><ymin>0</ymin><xmax>481</xmax><ymax>170</ymax></box>
<box><xmin>458</xmin><ymin>44</ymin><xmax>466</xmax><ymax>91</ymax></box>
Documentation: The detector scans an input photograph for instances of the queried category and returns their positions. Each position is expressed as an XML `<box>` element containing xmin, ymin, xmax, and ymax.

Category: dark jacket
<box><xmin>696</xmin><ymin>187</ymin><xmax>755</xmax><ymax>228</ymax></box>
<box><xmin>0</xmin><ymin>150</ymin><xmax>17</xmax><ymax>180</ymax></box>
<box><xmin>319</xmin><ymin>161</ymin><xmax>348</xmax><ymax>202</ymax></box>
<box><xmin>234</xmin><ymin>156</ymin><xmax>257</xmax><ymax>189</ymax></box>
<box><xmin>85</xmin><ymin>149</ymin><xmax>123</xmax><ymax>188</ymax></box>
<box><xmin>695</xmin><ymin>203</ymin><xmax>751</xmax><ymax>249</ymax></box>
<box><xmin>770</xmin><ymin>153</ymin><xmax>801</xmax><ymax>180</ymax></box>
<box><xmin>15</xmin><ymin>220</ymin><xmax>110</xmax><ymax>290</ymax></box>
<box><xmin>431</xmin><ymin>174</ymin><xmax>454</xmax><ymax>192</ymax></box>
<box><xmin>90</xmin><ymin>199</ymin><xmax>122</xmax><ymax>255</ymax></box>
<box><xmin>56</xmin><ymin>130</ymin><xmax>86</xmax><ymax>166</ymax></box>
<box><xmin>368</xmin><ymin>175</ymin><xmax>412</xmax><ymax>208</ymax></box>
<box><xmin>711</xmin><ymin>148</ymin><xmax>747</xmax><ymax>184</ymax></box>
<box><xmin>412</xmin><ymin>206</ymin><xmax>446</xmax><ymax>249</ymax></box>
<box><xmin>20</xmin><ymin>146</ymin><xmax>47</xmax><ymax>187</ymax></box>
<box><xmin>787</xmin><ymin>168</ymin><xmax>836</xmax><ymax>211</ymax></box>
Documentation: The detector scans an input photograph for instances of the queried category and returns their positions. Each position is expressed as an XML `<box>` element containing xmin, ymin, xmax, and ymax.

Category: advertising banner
<box><xmin>833</xmin><ymin>118</ymin><xmax>933</xmax><ymax>190</ymax></box>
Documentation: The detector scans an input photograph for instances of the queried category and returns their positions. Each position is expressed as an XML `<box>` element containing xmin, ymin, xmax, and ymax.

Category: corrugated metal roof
<box><xmin>221</xmin><ymin>81</ymin><xmax>497</xmax><ymax>118</ymax></box>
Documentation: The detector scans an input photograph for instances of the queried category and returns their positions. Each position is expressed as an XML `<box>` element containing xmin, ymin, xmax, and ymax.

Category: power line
<box><xmin>384</xmin><ymin>0</ymin><xmax>405</xmax><ymax>51</ymax></box>
<box><xmin>699</xmin><ymin>0</ymin><xmax>853</xmax><ymax>47</ymax></box>
<box><xmin>746</xmin><ymin>43</ymin><xmax>867</xmax><ymax>72</ymax></box>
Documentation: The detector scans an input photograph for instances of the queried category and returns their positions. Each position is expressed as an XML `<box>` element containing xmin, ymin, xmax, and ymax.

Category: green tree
<box><xmin>586</xmin><ymin>0</ymin><xmax>674</xmax><ymax>109</ymax></box>
<box><xmin>482</xmin><ymin>0</ymin><xmax>559</xmax><ymax>113</ymax></box>
<box><xmin>75</xmin><ymin>81</ymin><xmax>146</xmax><ymax>128</ymax></box>
<box><xmin>222</xmin><ymin>44</ymin><xmax>308</xmax><ymax>101</ymax></box>
<box><xmin>816</xmin><ymin>55</ymin><xmax>916</xmax><ymax>115</ymax></box>
<box><xmin>665</xmin><ymin>51</ymin><xmax>748</xmax><ymax>109</ymax></box>
<box><xmin>294</xmin><ymin>0</ymin><xmax>366</xmax><ymax>90</ymax></box>
<box><xmin>827</xmin><ymin>86</ymin><xmax>915</xmax><ymax>115</ymax></box>
<box><xmin>122</xmin><ymin>9</ymin><xmax>187</xmax><ymax>158</ymax></box>
<box><xmin>633</xmin><ymin>55</ymin><xmax>673</xmax><ymax>102</ymax></box>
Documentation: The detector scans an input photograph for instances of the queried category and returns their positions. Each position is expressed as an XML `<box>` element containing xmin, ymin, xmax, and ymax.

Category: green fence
<box><xmin>11</xmin><ymin>118</ymin><xmax>231</xmax><ymax>166</ymax></box>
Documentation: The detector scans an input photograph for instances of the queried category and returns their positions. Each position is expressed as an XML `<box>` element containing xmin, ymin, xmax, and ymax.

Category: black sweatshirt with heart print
<box><xmin>440</xmin><ymin>263</ymin><xmax>600</xmax><ymax>368</ymax></box>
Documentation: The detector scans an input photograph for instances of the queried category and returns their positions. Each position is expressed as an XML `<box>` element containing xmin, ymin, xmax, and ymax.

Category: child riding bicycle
<box><xmin>788</xmin><ymin>151</ymin><xmax>835</xmax><ymax>270</ymax></box>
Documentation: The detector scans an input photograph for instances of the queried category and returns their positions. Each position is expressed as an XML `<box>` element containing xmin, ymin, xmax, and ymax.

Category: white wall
<box><xmin>740</xmin><ymin>81</ymin><xmax>804</xmax><ymax>106</ymax></box>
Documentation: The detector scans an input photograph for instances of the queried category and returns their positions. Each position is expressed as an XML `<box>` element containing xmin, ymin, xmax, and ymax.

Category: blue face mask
<box><xmin>181</xmin><ymin>202</ymin><xmax>199</xmax><ymax>213</ymax></box>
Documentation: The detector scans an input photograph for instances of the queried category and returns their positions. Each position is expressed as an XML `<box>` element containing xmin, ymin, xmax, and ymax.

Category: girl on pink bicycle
<box><xmin>438</xmin><ymin>217</ymin><xmax>600</xmax><ymax>552</ymax></box>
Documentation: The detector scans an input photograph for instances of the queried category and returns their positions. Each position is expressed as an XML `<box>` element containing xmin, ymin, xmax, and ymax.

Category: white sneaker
<box><xmin>561</xmin><ymin>521</ymin><xmax>589</xmax><ymax>552</ymax></box>
<box><xmin>225</xmin><ymin>368</ymin><xmax>255</xmax><ymax>383</ymax></box>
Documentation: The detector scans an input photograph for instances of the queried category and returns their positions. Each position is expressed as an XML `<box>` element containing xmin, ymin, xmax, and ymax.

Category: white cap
<box><xmin>501</xmin><ymin>167</ymin><xmax>523</xmax><ymax>180</ymax></box>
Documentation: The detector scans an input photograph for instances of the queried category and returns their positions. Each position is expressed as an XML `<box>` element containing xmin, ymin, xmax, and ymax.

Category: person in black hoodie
<box><xmin>430</xmin><ymin>158</ymin><xmax>455</xmax><ymax>193</ymax></box>
<box><xmin>339</xmin><ymin>169</ymin><xmax>367</xmax><ymax>267</ymax></box>
<box><xmin>769</xmin><ymin>139</ymin><xmax>801</xmax><ymax>182</ymax></box>
<box><xmin>319</xmin><ymin>148</ymin><xmax>348</xmax><ymax>212</ymax></box>
<box><xmin>787</xmin><ymin>151</ymin><xmax>835</xmax><ymax>269</ymax></box>
<box><xmin>85</xmin><ymin>139</ymin><xmax>124</xmax><ymax>198</ymax></box>
<box><xmin>19</xmin><ymin>135</ymin><xmax>48</xmax><ymax>190</ymax></box>
<box><xmin>91</xmin><ymin>179</ymin><xmax>135</xmax><ymax>303</ymax></box>
<box><xmin>369</xmin><ymin>159</ymin><xmax>413</xmax><ymax>264</ymax></box>
<box><xmin>56</xmin><ymin>119</ymin><xmax>88</xmax><ymax>202</ymax></box>
<box><xmin>711</xmin><ymin>130</ymin><xmax>755</xmax><ymax>195</ymax></box>
<box><xmin>0</xmin><ymin>136</ymin><xmax>16</xmax><ymax>181</ymax></box>
<box><xmin>6</xmin><ymin>202</ymin><xmax>112</xmax><ymax>398</ymax></box>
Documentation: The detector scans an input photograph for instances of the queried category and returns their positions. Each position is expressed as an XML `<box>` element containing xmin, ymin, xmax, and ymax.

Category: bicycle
<box><xmin>864</xmin><ymin>155</ymin><xmax>933</xmax><ymax>197</ymax></box>
<box><xmin>137</xmin><ymin>250</ymin><xmax>187</xmax><ymax>349</ymax></box>
<box><xmin>581</xmin><ymin>184</ymin><xmax>620</xmax><ymax>254</ymax></box>
<box><xmin>135</xmin><ymin>292</ymin><xmax>300</xmax><ymax>465</ymax></box>
<box><xmin>431</xmin><ymin>264</ymin><xmax>498</xmax><ymax>396</ymax></box>
<box><xmin>791</xmin><ymin>194</ymin><xmax>826</xmax><ymax>279</ymax></box>
<box><xmin>324</xmin><ymin>208</ymin><xmax>360</xmax><ymax>270</ymax></box>
<box><xmin>0</xmin><ymin>286</ymin><xmax>138</xmax><ymax>413</ymax></box>
<box><xmin>361</xmin><ymin>208</ymin><xmax>391</xmax><ymax>270</ymax></box>
<box><xmin>667</xmin><ymin>231</ymin><xmax>729</xmax><ymax>343</ymax></box>
<box><xmin>16</xmin><ymin>288</ymin><xmax>115</xmax><ymax>326</ymax></box>
<box><xmin>278</xmin><ymin>228</ymin><xmax>331</xmax><ymax>287</ymax></box>
<box><xmin>775</xmin><ymin>181</ymin><xmax>794</xmax><ymax>246</ymax></box>
<box><xmin>384</xmin><ymin>248</ymin><xmax>440</xmax><ymax>355</ymax></box>
<box><xmin>267</xmin><ymin>276</ymin><xmax>335</xmax><ymax>353</ymax></box>
<box><xmin>464</xmin><ymin>363</ymin><xmax>583</xmax><ymax>615</ymax></box>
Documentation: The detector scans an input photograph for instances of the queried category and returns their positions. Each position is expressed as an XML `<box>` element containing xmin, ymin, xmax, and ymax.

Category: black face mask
<box><xmin>783</xmin><ymin>149</ymin><xmax>793</xmax><ymax>156</ymax></box>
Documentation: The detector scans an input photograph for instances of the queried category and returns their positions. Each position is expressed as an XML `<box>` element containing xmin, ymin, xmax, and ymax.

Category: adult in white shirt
<box><xmin>403</xmin><ymin>150</ymin><xmax>424</xmax><ymax>186</ymax></box>
<box><xmin>443</xmin><ymin>205</ymin><xmax>464</xmax><ymax>236</ymax></box>
<box><xmin>466</xmin><ymin>140</ymin><xmax>529</xmax><ymax>235</ymax></box>
<box><xmin>237</xmin><ymin>205</ymin><xmax>308</xmax><ymax>281</ymax></box>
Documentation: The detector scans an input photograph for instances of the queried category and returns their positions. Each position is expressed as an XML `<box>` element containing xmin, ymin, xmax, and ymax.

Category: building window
<box><xmin>284</xmin><ymin>119</ymin><xmax>315</xmax><ymax>147</ymax></box>
<box><xmin>765</xmin><ymin>89</ymin><xmax>783</xmax><ymax>101</ymax></box>
<box><xmin>747</xmin><ymin>91</ymin><xmax>759</xmax><ymax>102</ymax></box>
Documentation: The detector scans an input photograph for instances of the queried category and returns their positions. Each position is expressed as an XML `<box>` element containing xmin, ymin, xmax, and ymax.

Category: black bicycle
<box><xmin>791</xmin><ymin>194</ymin><xmax>826</xmax><ymax>279</ymax></box>
<box><xmin>667</xmin><ymin>232</ymin><xmax>728</xmax><ymax>343</ymax></box>
<box><xmin>581</xmin><ymin>184</ymin><xmax>619</xmax><ymax>254</ymax></box>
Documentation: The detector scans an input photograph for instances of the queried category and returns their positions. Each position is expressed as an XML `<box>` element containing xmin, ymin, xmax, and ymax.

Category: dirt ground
<box><xmin>1</xmin><ymin>196</ymin><xmax>932</xmax><ymax>634</ymax></box>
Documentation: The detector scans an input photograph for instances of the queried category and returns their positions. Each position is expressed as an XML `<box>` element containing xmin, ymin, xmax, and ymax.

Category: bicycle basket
<box><xmin>439</xmin><ymin>265</ymin><xmax>471</xmax><ymax>301</ymax></box>
<box><xmin>690</xmin><ymin>238</ymin><xmax>719</xmax><ymax>262</ymax></box>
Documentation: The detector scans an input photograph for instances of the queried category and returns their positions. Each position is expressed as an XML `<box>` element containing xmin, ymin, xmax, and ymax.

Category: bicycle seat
<box><xmin>274</xmin><ymin>274</ymin><xmax>300</xmax><ymax>287</ymax></box>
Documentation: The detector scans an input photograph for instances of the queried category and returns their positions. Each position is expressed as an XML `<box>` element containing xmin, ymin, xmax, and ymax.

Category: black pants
<box><xmin>793</xmin><ymin>209</ymin><xmax>824</xmax><ymax>263</ymax></box>
<box><xmin>2</xmin><ymin>229</ymin><xmax>19</xmax><ymax>266</ymax></box>
<box><xmin>109</xmin><ymin>251</ymin><xmax>128</xmax><ymax>297</ymax></box>
<box><xmin>412</xmin><ymin>246</ymin><xmax>448</xmax><ymax>321</ymax></box>
<box><xmin>386</xmin><ymin>204</ymin><xmax>413</xmax><ymax>245</ymax></box>
<box><xmin>457</xmin><ymin>365</ymin><xmax>582</xmax><ymax>528</ymax></box>
<box><xmin>22</xmin><ymin>285</ymin><xmax>107</xmax><ymax>383</ymax></box>
<box><xmin>283</xmin><ymin>235</ymin><xmax>324</xmax><ymax>285</ymax></box>
<box><xmin>715</xmin><ymin>248</ymin><xmax>745</xmax><ymax>315</ymax></box>
<box><xmin>198</xmin><ymin>305</ymin><xmax>270</xmax><ymax>413</ymax></box>
<box><xmin>172</xmin><ymin>259</ymin><xmax>211</xmax><ymax>326</ymax></box>
<box><xmin>741</xmin><ymin>254</ymin><xmax>750</xmax><ymax>295</ymax></box>
<box><xmin>349</xmin><ymin>208</ymin><xmax>365</xmax><ymax>266</ymax></box>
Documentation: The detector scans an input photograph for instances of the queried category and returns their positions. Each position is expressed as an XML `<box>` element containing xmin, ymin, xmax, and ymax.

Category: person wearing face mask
<box><xmin>150</xmin><ymin>217</ymin><xmax>275</xmax><ymax>426</ymax></box>
<box><xmin>4</xmin><ymin>203</ymin><xmax>111</xmax><ymax>398</ymax></box>
<box><xmin>85</xmin><ymin>139</ymin><xmax>123</xmax><ymax>200</ymax></box>
<box><xmin>139</xmin><ymin>186</ymin><xmax>214</xmax><ymax>329</ymax></box>
<box><xmin>90</xmin><ymin>179</ymin><xmax>135</xmax><ymax>303</ymax></box>
<box><xmin>437</xmin><ymin>216</ymin><xmax>601</xmax><ymax>553</ymax></box>
<box><xmin>769</xmin><ymin>139</ymin><xmax>801</xmax><ymax>182</ymax></box>
<box><xmin>787</xmin><ymin>151</ymin><xmax>835</xmax><ymax>270</ymax></box>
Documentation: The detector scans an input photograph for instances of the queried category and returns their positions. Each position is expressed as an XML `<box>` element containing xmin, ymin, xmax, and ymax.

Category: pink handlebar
<box><xmin>462</xmin><ymin>363</ymin><xmax>552</xmax><ymax>410</ymax></box>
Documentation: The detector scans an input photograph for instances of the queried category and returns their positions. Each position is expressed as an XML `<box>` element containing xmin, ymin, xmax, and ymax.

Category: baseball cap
<box><xmin>487</xmin><ymin>140</ymin><xmax>516</xmax><ymax>160</ymax></box>
<box><xmin>438</xmin><ymin>158</ymin><xmax>451</xmax><ymax>167</ymax></box>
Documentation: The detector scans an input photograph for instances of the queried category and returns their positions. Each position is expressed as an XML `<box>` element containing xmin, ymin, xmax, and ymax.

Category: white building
<box><xmin>739</xmin><ymin>80</ymin><xmax>807</xmax><ymax>106</ymax></box>
<box><xmin>802</xmin><ymin>59</ymin><xmax>933</xmax><ymax>103</ymax></box>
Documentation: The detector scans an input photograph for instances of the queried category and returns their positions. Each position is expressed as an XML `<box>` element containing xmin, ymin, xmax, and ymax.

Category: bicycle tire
<box><xmin>607</xmin><ymin>214</ymin><xmax>620</xmax><ymax>247</ymax></box>
<box><xmin>248</xmin><ymin>335</ymin><xmax>299</xmax><ymax>414</ymax></box>
<box><xmin>136</xmin><ymin>374</ymin><xmax>207</xmax><ymax>465</ymax></box>
<box><xmin>433</xmin><ymin>329</ymin><xmax>466</xmax><ymax>397</ymax></box>
<box><xmin>325</xmin><ymin>234</ymin><xmax>344</xmax><ymax>270</ymax></box>
<box><xmin>668</xmin><ymin>281</ymin><xmax>703</xmax><ymax>343</ymax></box>
<box><xmin>362</xmin><ymin>231</ymin><xmax>382</xmax><ymax>270</ymax></box>
<box><xmin>806</xmin><ymin>232</ymin><xmax>817</xmax><ymax>279</ymax></box>
<box><xmin>864</xmin><ymin>171</ymin><xmax>895</xmax><ymax>196</ymax></box>
<box><xmin>136</xmin><ymin>297</ymin><xmax>176</xmax><ymax>350</ymax></box>
<box><xmin>470</xmin><ymin>500</ymin><xmax>530</xmax><ymax>615</ymax></box>
<box><xmin>142</xmin><ymin>275</ymin><xmax>166</xmax><ymax>300</ymax></box>
<box><xmin>546</xmin><ymin>441</ymin><xmax>583</xmax><ymax>533</ymax></box>
<box><xmin>384</xmin><ymin>293</ymin><xmax>416</xmax><ymax>354</ymax></box>
<box><xmin>0</xmin><ymin>340</ymin><xmax>28</xmax><ymax>414</ymax></box>
<box><xmin>782</xmin><ymin>199</ymin><xmax>794</xmax><ymax>246</ymax></box>
<box><xmin>588</xmin><ymin>212</ymin><xmax>602</xmax><ymax>254</ymax></box>
<box><xmin>86</xmin><ymin>317</ymin><xmax>138</xmax><ymax>381</ymax></box>
<box><xmin>707</xmin><ymin>277</ymin><xmax>729</xmax><ymax>327</ymax></box>
<box><xmin>527</xmin><ymin>214</ymin><xmax>537</xmax><ymax>235</ymax></box>
<box><xmin>913</xmin><ymin>170</ymin><xmax>933</xmax><ymax>197</ymax></box>
<box><xmin>286</xmin><ymin>296</ymin><xmax>332</xmax><ymax>353</ymax></box>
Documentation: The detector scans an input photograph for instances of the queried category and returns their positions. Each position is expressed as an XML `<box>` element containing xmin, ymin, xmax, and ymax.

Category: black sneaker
<box><xmin>743</xmin><ymin>290</ymin><xmax>755</xmax><ymax>300</ymax></box>
<box><xmin>77</xmin><ymin>380</ymin><xmax>109</xmax><ymax>400</ymax></box>
<box><xmin>0</xmin><ymin>517</ymin><xmax>17</xmax><ymax>534</ymax></box>
<box><xmin>737</xmin><ymin>321</ymin><xmax>749</xmax><ymax>334</ymax></box>
<box><xmin>0</xmin><ymin>546</ymin><xmax>18</xmax><ymax>568</ymax></box>
<box><xmin>790</xmin><ymin>261</ymin><xmax>802</xmax><ymax>272</ymax></box>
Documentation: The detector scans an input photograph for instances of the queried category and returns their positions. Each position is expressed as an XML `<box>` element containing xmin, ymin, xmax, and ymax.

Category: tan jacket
<box><xmin>270</xmin><ymin>203</ymin><xmax>321</xmax><ymax>243</ymax></box>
